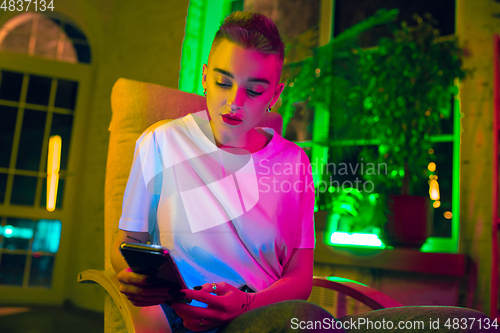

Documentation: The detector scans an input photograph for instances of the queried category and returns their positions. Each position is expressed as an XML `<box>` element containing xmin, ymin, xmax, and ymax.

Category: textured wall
<box><xmin>67</xmin><ymin>0</ymin><xmax>188</xmax><ymax>312</ymax></box>
<box><xmin>457</xmin><ymin>0</ymin><xmax>500</xmax><ymax>315</ymax></box>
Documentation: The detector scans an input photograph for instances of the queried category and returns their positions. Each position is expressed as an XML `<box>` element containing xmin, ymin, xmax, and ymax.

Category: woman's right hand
<box><xmin>117</xmin><ymin>267</ymin><xmax>185</xmax><ymax>307</ymax></box>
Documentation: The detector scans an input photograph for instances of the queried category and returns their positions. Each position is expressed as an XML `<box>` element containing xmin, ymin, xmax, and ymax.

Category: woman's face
<box><xmin>202</xmin><ymin>39</ymin><xmax>284</xmax><ymax>144</ymax></box>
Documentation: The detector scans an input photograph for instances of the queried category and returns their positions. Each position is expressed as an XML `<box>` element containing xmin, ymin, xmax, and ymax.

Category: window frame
<box><xmin>0</xmin><ymin>49</ymin><xmax>91</xmax><ymax>304</ymax></box>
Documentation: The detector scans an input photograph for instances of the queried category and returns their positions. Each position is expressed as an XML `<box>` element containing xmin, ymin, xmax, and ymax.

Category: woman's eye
<box><xmin>247</xmin><ymin>89</ymin><xmax>263</xmax><ymax>97</ymax></box>
<box><xmin>215</xmin><ymin>81</ymin><xmax>230</xmax><ymax>87</ymax></box>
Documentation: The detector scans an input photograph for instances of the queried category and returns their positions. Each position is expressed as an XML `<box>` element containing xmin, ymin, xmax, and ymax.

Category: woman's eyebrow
<box><xmin>213</xmin><ymin>68</ymin><xmax>270</xmax><ymax>84</ymax></box>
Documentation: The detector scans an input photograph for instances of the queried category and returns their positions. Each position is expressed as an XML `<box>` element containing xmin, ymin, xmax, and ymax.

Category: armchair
<box><xmin>78</xmin><ymin>79</ymin><xmax>490</xmax><ymax>333</ymax></box>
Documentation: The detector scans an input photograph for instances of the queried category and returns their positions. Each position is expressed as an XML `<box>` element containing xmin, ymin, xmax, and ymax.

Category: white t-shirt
<box><xmin>119</xmin><ymin>111</ymin><xmax>316</xmax><ymax>292</ymax></box>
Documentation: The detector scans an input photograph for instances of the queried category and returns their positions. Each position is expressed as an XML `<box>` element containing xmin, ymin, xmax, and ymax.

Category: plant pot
<box><xmin>382</xmin><ymin>195</ymin><xmax>433</xmax><ymax>249</ymax></box>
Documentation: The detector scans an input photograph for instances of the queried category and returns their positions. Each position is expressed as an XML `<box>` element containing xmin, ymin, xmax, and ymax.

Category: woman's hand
<box><xmin>170</xmin><ymin>282</ymin><xmax>255</xmax><ymax>332</ymax></box>
<box><xmin>117</xmin><ymin>268</ymin><xmax>184</xmax><ymax>307</ymax></box>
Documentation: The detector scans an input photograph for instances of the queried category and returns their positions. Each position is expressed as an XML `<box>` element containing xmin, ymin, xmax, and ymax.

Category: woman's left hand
<box><xmin>170</xmin><ymin>282</ymin><xmax>255</xmax><ymax>332</ymax></box>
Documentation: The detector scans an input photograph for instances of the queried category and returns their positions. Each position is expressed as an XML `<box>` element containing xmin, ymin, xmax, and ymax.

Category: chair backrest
<box><xmin>104</xmin><ymin>78</ymin><xmax>283</xmax><ymax>269</ymax></box>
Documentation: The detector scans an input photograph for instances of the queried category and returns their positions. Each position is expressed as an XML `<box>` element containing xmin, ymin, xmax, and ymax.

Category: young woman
<box><xmin>110</xmin><ymin>11</ymin><xmax>338</xmax><ymax>333</ymax></box>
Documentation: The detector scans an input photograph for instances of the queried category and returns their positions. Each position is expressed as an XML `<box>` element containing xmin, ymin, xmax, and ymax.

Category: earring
<box><xmin>266</xmin><ymin>107</ymin><xmax>272</xmax><ymax>112</ymax></box>
<box><xmin>203</xmin><ymin>88</ymin><xmax>207</xmax><ymax>96</ymax></box>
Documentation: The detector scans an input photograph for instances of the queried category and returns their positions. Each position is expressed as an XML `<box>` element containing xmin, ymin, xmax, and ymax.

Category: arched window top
<box><xmin>0</xmin><ymin>12</ymin><xmax>91</xmax><ymax>64</ymax></box>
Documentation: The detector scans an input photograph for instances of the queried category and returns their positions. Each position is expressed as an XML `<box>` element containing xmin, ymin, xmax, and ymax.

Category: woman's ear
<box><xmin>202</xmin><ymin>64</ymin><xmax>208</xmax><ymax>90</ymax></box>
<box><xmin>270</xmin><ymin>83</ymin><xmax>285</xmax><ymax>107</ymax></box>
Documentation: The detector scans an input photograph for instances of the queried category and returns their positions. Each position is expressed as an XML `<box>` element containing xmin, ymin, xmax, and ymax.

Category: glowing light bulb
<box><xmin>428</xmin><ymin>162</ymin><xmax>436</xmax><ymax>172</ymax></box>
<box><xmin>4</xmin><ymin>226</ymin><xmax>13</xmax><ymax>238</ymax></box>
<box><xmin>429</xmin><ymin>179</ymin><xmax>440</xmax><ymax>201</ymax></box>
<box><xmin>433</xmin><ymin>201</ymin><xmax>441</xmax><ymax>208</ymax></box>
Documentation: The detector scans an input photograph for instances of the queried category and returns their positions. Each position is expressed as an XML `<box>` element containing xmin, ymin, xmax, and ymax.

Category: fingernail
<box><xmin>193</xmin><ymin>286</ymin><xmax>202</xmax><ymax>290</ymax></box>
<box><xmin>165</xmin><ymin>300</ymin><xmax>172</xmax><ymax>306</ymax></box>
<box><xmin>146</xmin><ymin>277</ymin><xmax>154</xmax><ymax>284</ymax></box>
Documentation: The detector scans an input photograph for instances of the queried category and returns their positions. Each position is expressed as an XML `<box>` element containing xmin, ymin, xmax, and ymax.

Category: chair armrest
<box><xmin>78</xmin><ymin>269</ymin><xmax>171</xmax><ymax>333</ymax></box>
<box><xmin>313</xmin><ymin>276</ymin><xmax>403</xmax><ymax>310</ymax></box>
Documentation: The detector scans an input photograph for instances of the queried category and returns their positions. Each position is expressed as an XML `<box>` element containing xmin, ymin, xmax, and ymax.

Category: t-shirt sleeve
<box><xmin>119</xmin><ymin>128</ymin><xmax>162</xmax><ymax>234</ymax></box>
<box><xmin>293</xmin><ymin>149</ymin><xmax>316</xmax><ymax>249</ymax></box>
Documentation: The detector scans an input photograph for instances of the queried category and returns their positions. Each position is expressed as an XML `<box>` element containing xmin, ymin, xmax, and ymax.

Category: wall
<box><xmin>65</xmin><ymin>0</ymin><xmax>189</xmax><ymax>312</ymax></box>
<box><xmin>457</xmin><ymin>0</ymin><xmax>500</xmax><ymax>315</ymax></box>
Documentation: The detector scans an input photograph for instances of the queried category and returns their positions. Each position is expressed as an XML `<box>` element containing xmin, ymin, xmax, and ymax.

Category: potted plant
<box><xmin>280</xmin><ymin>9</ymin><xmax>399</xmax><ymax>235</ymax></box>
<box><xmin>352</xmin><ymin>14</ymin><xmax>468</xmax><ymax>247</ymax></box>
<box><xmin>281</xmin><ymin>12</ymin><xmax>468</xmax><ymax>247</ymax></box>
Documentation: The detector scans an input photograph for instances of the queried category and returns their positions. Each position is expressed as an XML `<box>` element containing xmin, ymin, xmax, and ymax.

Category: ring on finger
<box><xmin>212</xmin><ymin>282</ymin><xmax>217</xmax><ymax>292</ymax></box>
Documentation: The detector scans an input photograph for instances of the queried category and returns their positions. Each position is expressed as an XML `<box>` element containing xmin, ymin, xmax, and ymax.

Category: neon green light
<box><xmin>179</xmin><ymin>0</ymin><xmax>233</xmax><ymax>94</ymax></box>
<box><xmin>326</xmin><ymin>276</ymin><xmax>368</xmax><ymax>287</ymax></box>
<box><xmin>328</xmin><ymin>232</ymin><xmax>385</xmax><ymax>248</ymax></box>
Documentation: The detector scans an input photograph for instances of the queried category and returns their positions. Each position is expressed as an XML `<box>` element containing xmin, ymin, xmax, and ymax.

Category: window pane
<box><xmin>74</xmin><ymin>43</ymin><xmax>91</xmax><ymax>63</ymax></box>
<box><xmin>320</xmin><ymin>145</ymin><xmax>383</xmax><ymax>233</ymax></box>
<box><xmin>0</xmin><ymin>174</ymin><xmax>7</xmax><ymax>203</ymax></box>
<box><xmin>54</xmin><ymin>79</ymin><xmax>78</xmax><ymax>110</ymax></box>
<box><xmin>34</xmin><ymin>35</ymin><xmax>57</xmax><ymax>59</ymax></box>
<box><xmin>0</xmin><ymin>254</ymin><xmax>26</xmax><ymax>286</ymax></box>
<box><xmin>0</xmin><ymin>105</ymin><xmax>18</xmax><ymax>168</ymax></box>
<box><xmin>429</xmin><ymin>142</ymin><xmax>453</xmax><ymax>238</ymax></box>
<box><xmin>29</xmin><ymin>255</ymin><xmax>55</xmax><ymax>287</ymax></box>
<box><xmin>60</xmin><ymin>40</ymin><xmax>77</xmax><ymax>63</ymax></box>
<box><xmin>11</xmin><ymin>18</ymin><xmax>32</xmax><ymax>34</ymax></box>
<box><xmin>32</xmin><ymin>219</ymin><xmax>61</xmax><ymax>254</ymax></box>
<box><xmin>26</xmin><ymin>75</ymin><xmax>52</xmax><ymax>106</ymax></box>
<box><xmin>37</xmin><ymin>15</ymin><xmax>59</xmax><ymax>39</ymax></box>
<box><xmin>334</xmin><ymin>0</ymin><xmax>455</xmax><ymax>46</ymax></box>
<box><xmin>3</xmin><ymin>218</ymin><xmax>35</xmax><ymax>251</ymax></box>
<box><xmin>0</xmin><ymin>32</ymin><xmax>30</xmax><ymax>54</ymax></box>
<box><xmin>324</xmin><ymin>143</ymin><xmax>454</xmax><ymax>239</ymax></box>
<box><xmin>39</xmin><ymin>178</ymin><xmax>65</xmax><ymax>209</ymax></box>
<box><xmin>0</xmin><ymin>70</ymin><xmax>23</xmax><ymax>102</ymax></box>
<box><xmin>11</xmin><ymin>175</ymin><xmax>37</xmax><ymax>206</ymax></box>
<box><xmin>49</xmin><ymin>113</ymin><xmax>73</xmax><ymax>170</ymax></box>
<box><xmin>64</xmin><ymin>23</ymin><xmax>86</xmax><ymax>40</ymax></box>
<box><xmin>16</xmin><ymin>109</ymin><xmax>47</xmax><ymax>171</ymax></box>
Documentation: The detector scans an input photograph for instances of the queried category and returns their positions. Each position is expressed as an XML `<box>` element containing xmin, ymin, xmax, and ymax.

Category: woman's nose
<box><xmin>228</xmin><ymin>87</ymin><xmax>245</xmax><ymax>109</ymax></box>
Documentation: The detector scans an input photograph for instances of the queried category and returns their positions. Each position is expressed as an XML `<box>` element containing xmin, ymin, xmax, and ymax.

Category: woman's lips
<box><xmin>221</xmin><ymin>114</ymin><xmax>243</xmax><ymax>125</ymax></box>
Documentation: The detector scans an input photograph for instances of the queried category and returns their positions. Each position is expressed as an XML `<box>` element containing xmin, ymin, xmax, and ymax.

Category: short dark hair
<box><xmin>211</xmin><ymin>11</ymin><xmax>285</xmax><ymax>64</ymax></box>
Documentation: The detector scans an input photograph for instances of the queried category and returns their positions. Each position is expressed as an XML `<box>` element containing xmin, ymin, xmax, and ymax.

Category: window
<box><xmin>284</xmin><ymin>1</ymin><xmax>459</xmax><ymax>252</ymax></box>
<box><xmin>0</xmin><ymin>12</ymin><xmax>91</xmax><ymax>290</ymax></box>
<box><xmin>0</xmin><ymin>12</ymin><xmax>91</xmax><ymax>63</ymax></box>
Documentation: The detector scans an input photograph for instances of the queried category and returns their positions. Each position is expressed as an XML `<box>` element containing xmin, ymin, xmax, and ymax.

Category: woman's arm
<box><xmin>171</xmin><ymin>248</ymin><xmax>314</xmax><ymax>331</ymax></box>
<box><xmin>110</xmin><ymin>229</ymin><xmax>150</xmax><ymax>274</ymax></box>
<box><xmin>247</xmin><ymin>248</ymin><xmax>314</xmax><ymax>309</ymax></box>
